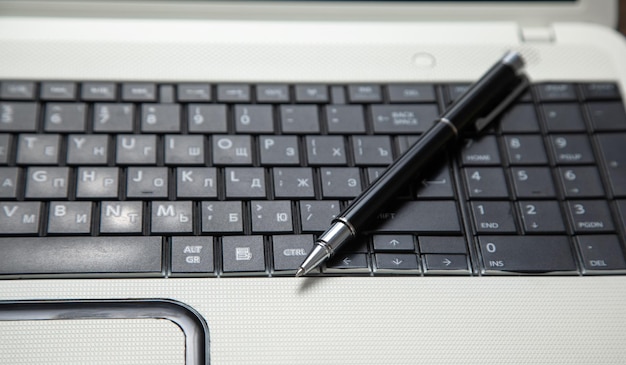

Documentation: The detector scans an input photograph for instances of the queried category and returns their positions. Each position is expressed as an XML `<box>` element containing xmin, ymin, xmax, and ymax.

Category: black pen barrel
<box><xmin>444</xmin><ymin>55</ymin><xmax>524</xmax><ymax>130</ymax></box>
<box><xmin>340</xmin><ymin>121</ymin><xmax>455</xmax><ymax>229</ymax></box>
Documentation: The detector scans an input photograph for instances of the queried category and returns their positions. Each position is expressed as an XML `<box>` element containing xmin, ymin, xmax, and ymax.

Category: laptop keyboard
<box><xmin>0</xmin><ymin>80</ymin><xmax>625</xmax><ymax>277</ymax></box>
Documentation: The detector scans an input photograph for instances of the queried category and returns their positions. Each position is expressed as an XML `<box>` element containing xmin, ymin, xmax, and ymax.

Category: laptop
<box><xmin>0</xmin><ymin>0</ymin><xmax>625</xmax><ymax>364</ymax></box>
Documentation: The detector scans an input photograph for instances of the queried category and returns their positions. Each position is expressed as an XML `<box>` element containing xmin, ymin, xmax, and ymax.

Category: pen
<box><xmin>296</xmin><ymin>51</ymin><xmax>529</xmax><ymax>277</ymax></box>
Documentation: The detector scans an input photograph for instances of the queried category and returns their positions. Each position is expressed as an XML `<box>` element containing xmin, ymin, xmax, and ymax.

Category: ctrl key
<box><xmin>478</xmin><ymin>236</ymin><xmax>577</xmax><ymax>274</ymax></box>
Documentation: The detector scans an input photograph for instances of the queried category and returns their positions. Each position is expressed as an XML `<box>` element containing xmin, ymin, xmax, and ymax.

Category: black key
<box><xmin>549</xmin><ymin>135</ymin><xmax>595</xmax><ymax>165</ymax></box>
<box><xmin>536</xmin><ymin>83</ymin><xmax>577</xmax><ymax>102</ymax></box>
<box><xmin>116</xmin><ymin>135</ymin><xmax>157</xmax><ymax>165</ymax></box>
<box><xmin>371</xmin><ymin>104</ymin><xmax>439</xmax><ymax>134</ymax></box>
<box><xmin>76</xmin><ymin>167</ymin><xmax>119</xmax><ymax>198</ymax></box>
<box><xmin>164</xmin><ymin>135</ymin><xmax>205</xmax><ymax>165</ymax></box>
<box><xmin>0</xmin><ymin>102</ymin><xmax>38</xmax><ymax>131</ymax></box>
<box><xmin>25</xmin><ymin>167</ymin><xmax>69</xmax><ymax>199</ymax></box>
<box><xmin>348</xmin><ymin>84</ymin><xmax>382</xmax><ymax>103</ymax></box>
<box><xmin>222</xmin><ymin>235</ymin><xmax>266</xmax><ymax>274</ymax></box>
<box><xmin>234</xmin><ymin>105</ymin><xmax>274</xmax><ymax>133</ymax></box>
<box><xmin>122</xmin><ymin>83</ymin><xmax>156</xmax><ymax>102</ymax></box>
<box><xmin>225</xmin><ymin>167</ymin><xmax>267</xmax><ymax>198</ymax></box>
<box><xmin>251</xmin><ymin>201</ymin><xmax>293</xmax><ymax>233</ymax></box>
<box><xmin>576</xmin><ymin>235</ymin><xmax>626</xmax><ymax>272</ymax></box>
<box><xmin>1</xmin><ymin>81</ymin><xmax>35</xmax><ymax>100</ymax></box>
<box><xmin>41</xmin><ymin>81</ymin><xmax>77</xmax><ymax>100</ymax></box>
<box><xmin>464</xmin><ymin>167</ymin><xmax>509</xmax><ymax>199</ymax></box>
<box><xmin>256</xmin><ymin>84</ymin><xmax>290</xmax><ymax>103</ymax></box>
<box><xmin>212</xmin><ymin>135</ymin><xmax>252</xmax><ymax>165</ymax></box>
<box><xmin>596</xmin><ymin>134</ymin><xmax>626</xmax><ymax>197</ymax></box>
<box><xmin>273</xmin><ymin>167</ymin><xmax>315</xmax><ymax>198</ymax></box>
<box><xmin>566</xmin><ymin>200</ymin><xmax>615</xmax><ymax>233</ymax></box>
<box><xmin>176</xmin><ymin>167</ymin><xmax>217</xmax><ymax>198</ymax></box>
<box><xmin>93</xmin><ymin>103</ymin><xmax>134</xmax><ymax>133</ymax></box>
<box><xmin>387</xmin><ymin>84</ymin><xmax>436</xmax><ymax>103</ymax></box>
<box><xmin>150</xmin><ymin>201</ymin><xmax>193</xmax><ymax>233</ymax></box>
<box><xmin>618</xmin><ymin>200</ymin><xmax>626</xmax><ymax>229</ymax></box>
<box><xmin>446</xmin><ymin>84</ymin><xmax>470</xmax><ymax>104</ymax></box>
<box><xmin>320</xmin><ymin>167</ymin><xmax>361</xmax><ymax>198</ymax></box>
<box><xmin>306</xmin><ymin>136</ymin><xmax>347</xmax><ymax>165</ymax></box>
<box><xmin>0</xmin><ymin>236</ymin><xmax>162</xmax><ymax>276</ymax></box>
<box><xmin>370</xmin><ymin>201</ymin><xmax>461</xmax><ymax>233</ymax></box>
<box><xmin>557</xmin><ymin>166</ymin><xmax>605</xmax><ymax>198</ymax></box>
<box><xmin>541</xmin><ymin>104</ymin><xmax>587</xmax><ymax>132</ymax></box>
<box><xmin>158</xmin><ymin>85</ymin><xmax>175</xmax><ymax>103</ymax></box>
<box><xmin>217</xmin><ymin>84</ymin><xmax>250</xmax><ymax>103</ymax></box>
<box><xmin>272</xmin><ymin>234</ymin><xmax>315</xmax><ymax>272</ymax></box>
<box><xmin>374</xmin><ymin>253</ymin><xmax>419</xmax><ymax>272</ymax></box>
<box><xmin>479</xmin><ymin>236</ymin><xmax>576</xmax><ymax>273</ymax></box>
<box><xmin>44</xmin><ymin>103</ymin><xmax>87</xmax><ymax>132</ymax></box>
<box><xmin>0</xmin><ymin>134</ymin><xmax>10</xmax><ymax>165</ymax></box>
<box><xmin>16</xmin><ymin>134</ymin><xmax>61</xmax><ymax>165</ymax></box>
<box><xmin>471</xmin><ymin>201</ymin><xmax>517</xmax><ymax>233</ymax></box>
<box><xmin>0</xmin><ymin>202</ymin><xmax>41</xmax><ymax>234</ymax></box>
<box><xmin>188</xmin><ymin>104</ymin><xmax>227</xmax><ymax>133</ymax></box>
<box><xmin>325</xmin><ymin>253</ymin><xmax>369</xmax><ymax>273</ymax></box>
<box><xmin>330</xmin><ymin>85</ymin><xmax>347</xmax><ymax>104</ymax></box>
<box><xmin>587</xmin><ymin>102</ymin><xmax>626</xmax><ymax>131</ymax></box>
<box><xmin>325</xmin><ymin>105</ymin><xmax>366</xmax><ymax>134</ymax></box>
<box><xmin>372</xmin><ymin>234</ymin><xmax>415</xmax><ymax>251</ymax></box>
<box><xmin>423</xmin><ymin>254</ymin><xmax>468</xmax><ymax>272</ymax></box>
<box><xmin>299</xmin><ymin>200</ymin><xmax>341</xmax><ymax>232</ymax></box>
<box><xmin>141</xmin><ymin>104</ymin><xmax>181</xmax><ymax>132</ymax></box>
<box><xmin>499</xmin><ymin>104</ymin><xmax>541</xmax><ymax>133</ymax></box>
<box><xmin>126</xmin><ymin>167</ymin><xmax>168</xmax><ymax>198</ymax></box>
<box><xmin>517</xmin><ymin>201</ymin><xmax>566</xmax><ymax>233</ymax></box>
<box><xmin>581</xmin><ymin>83</ymin><xmax>621</xmax><ymax>100</ymax></box>
<box><xmin>177</xmin><ymin>83</ymin><xmax>211</xmax><ymax>102</ymax></box>
<box><xmin>352</xmin><ymin>136</ymin><xmax>393</xmax><ymax>166</ymax></box>
<box><xmin>510</xmin><ymin>167</ymin><xmax>557</xmax><ymax>198</ymax></box>
<box><xmin>504</xmin><ymin>135</ymin><xmax>548</xmax><ymax>165</ymax></box>
<box><xmin>418</xmin><ymin>236</ymin><xmax>467</xmax><ymax>254</ymax></box>
<box><xmin>201</xmin><ymin>201</ymin><xmax>243</xmax><ymax>233</ymax></box>
<box><xmin>259</xmin><ymin>136</ymin><xmax>300</xmax><ymax>165</ymax></box>
<box><xmin>460</xmin><ymin>135</ymin><xmax>501</xmax><ymax>166</ymax></box>
<box><xmin>99</xmin><ymin>201</ymin><xmax>143</xmax><ymax>234</ymax></box>
<box><xmin>280</xmin><ymin>105</ymin><xmax>320</xmax><ymax>134</ymax></box>
<box><xmin>171</xmin><ymin>236</ymin><xmax>214</xmax><ymax>275</ymax></box>
<box><xmin>0</xmin><ymin>167</ymin><xmax>19</xmax><ymax>198</ymax></box>
<box><xmin>81</xmin><ymin>82</ymin><xmax>117</xmax><ymax>101</ymax></box>
<box><xmin>67</xmin><ymin>134</ymin><xmax>109</xmax><ymax>165</ymax></box>
<box><xmin>416</xmin><ymin>161</ymin><xmax>454</xmax><ymax>199</ymax></box>
<box><xmin>295</xmin><ymin>84</ymin><xmax>328</xmax><ymax>103</ymax></box>
<box><xmin>47</xmin><ymin>201</ymin><xmax>92</xmax><ymax>234</ymax></box>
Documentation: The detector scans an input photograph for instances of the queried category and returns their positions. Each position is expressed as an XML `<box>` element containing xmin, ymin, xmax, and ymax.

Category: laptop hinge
<box><xmin>519</xmin><ymin>25</ymin><xmax>555</xmax><ymax>43</ymax></box>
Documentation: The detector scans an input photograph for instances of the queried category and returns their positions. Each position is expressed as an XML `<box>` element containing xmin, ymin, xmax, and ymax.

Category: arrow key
<box><xmin>424</xmin><ymin>254</ymin><xmax>468</xmax><ymax>273</ymax></box>
<box><xmin>374</xmin><ymin>253</ymin><xmax>420</xmax><ymax>273</ymax></box>
<box><xmin>325</xmin><ymin>253</ymin><xmax>370</xmax><ymax>274</ymax></box>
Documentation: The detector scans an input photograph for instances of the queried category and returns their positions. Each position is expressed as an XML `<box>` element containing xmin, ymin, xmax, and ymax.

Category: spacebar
<box><xmin>0</xmin><ymin>236</ymin><xmax>163</xmax><ymax>277</ymax></box>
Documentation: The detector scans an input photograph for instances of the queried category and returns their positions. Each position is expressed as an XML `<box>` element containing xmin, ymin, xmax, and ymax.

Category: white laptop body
<box><xmin>0</xmin><ymin>1</ymin><xmax>625</xmax><ymax>364</ymax></box>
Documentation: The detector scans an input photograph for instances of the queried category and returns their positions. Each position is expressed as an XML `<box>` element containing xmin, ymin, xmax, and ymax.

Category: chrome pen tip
<box><xmin>501</xmin><ymin>51</ymin><xmax>525</xmax><ymax>72</ymax></box>
<box><xmin>295</xmin><ymin>268</ymin><xmax>305</xmax><ymax>277</ymax></box>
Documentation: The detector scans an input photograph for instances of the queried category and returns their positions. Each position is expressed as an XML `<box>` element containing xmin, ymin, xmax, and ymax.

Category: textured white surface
<box><xmin>0</xmin><ymin>319</ymin><xmax>185</xmax><ymax>365</ymax></box>
<box><xmin>1</xmin><ymin>277</ymin><xmax>626</xmax><ymax>364</ymax></box>
<box><xmin>1</xmin><ymin>16</ymin><xmax>626</xmax><ymax>365</ymax></box>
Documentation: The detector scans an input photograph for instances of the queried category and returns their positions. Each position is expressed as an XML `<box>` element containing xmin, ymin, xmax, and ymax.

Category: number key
<box><xmin>518</xmin><ymin>201</ymin><xmax>566</xmax><ymax>233</ymax></box>
<box><xmin>504</xmin><ymin>135</ymin><xmax>548</xmax><ymax>165</ymax></box>
<box><xmin>566</xmin><ymin>200</ymin><xmax>615</xmax><ymax>233</ymax></box>
<box><xmin>471</xmin><ymin>201</ymin><xmax>517</xmax><ymax>233</ymax></box>
<box><xmin>464</xmin><ymin>168</ymin><xmax>509</xmax><ymax>198</ymax></box>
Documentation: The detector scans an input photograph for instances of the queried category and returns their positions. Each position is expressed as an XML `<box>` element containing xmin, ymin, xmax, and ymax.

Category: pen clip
<box><xmin>472</xmin><ymin>75</ymin><xmax>530</xmax><ymax>133</ymax></box>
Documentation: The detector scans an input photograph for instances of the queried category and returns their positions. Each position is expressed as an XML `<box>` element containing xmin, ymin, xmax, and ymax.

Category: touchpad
<box><xmin>0</xmin><ymin>300</ymin><xmax>209</xmax><ymax>365</ymax></box>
